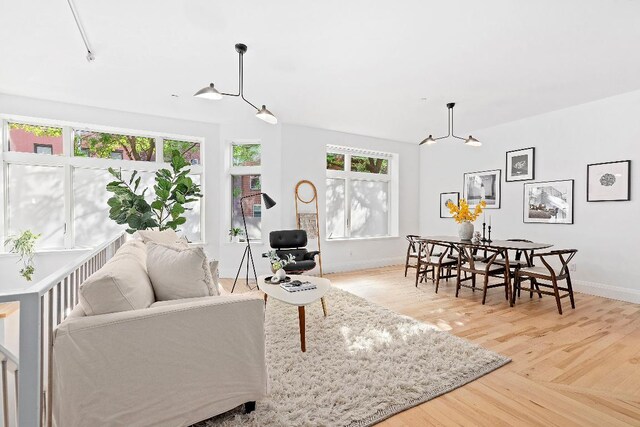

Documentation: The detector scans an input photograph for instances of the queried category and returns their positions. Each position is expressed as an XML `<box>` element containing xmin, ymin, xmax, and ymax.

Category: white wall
<box><xmin>216</xmin><ymin>122</ymin><xmax>420</xmax><ymax>277</ymax></box>
<box><xmin>420</xmin><ymin>90</ymin><xmax>640</xmax><ymax>303</ymax></box>
<box><xmin>0</xmin><ymin>249</ymin><xmax>90</xmax><ymax>292</ymax></box>
<box><xmin>280</xmin><ymin>125</ymin><xmax>419</xmax><ymax>273</ymax></box>
<box><xmin>0</xmin><ymin>94</ymin><xmax>420</xmax><ymax>282</ymax></box>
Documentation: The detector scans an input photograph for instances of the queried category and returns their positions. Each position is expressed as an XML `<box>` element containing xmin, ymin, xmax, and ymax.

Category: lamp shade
<box><xmin>262</xmin><ymin>192</ymin><xmax>276</xmax><ymax>209</ymax></box>
<box><xmin>256</xmin><ymin>105</ymin><xmax>278</xmax><ymax>124</ymax></box>
<box><xmin>419</xmin><ymin>135</ymin><xmax>436</xmax><ymax>146</ymax></box>
<box><xmin>194</xmin><ymin>83</ymin><xmax>223</xmax><ymax>100</ymax></box>
<box><xmin>464</xmin><ymin>135</ymin><xmax>482</xmax><ymax>147</ymax></box>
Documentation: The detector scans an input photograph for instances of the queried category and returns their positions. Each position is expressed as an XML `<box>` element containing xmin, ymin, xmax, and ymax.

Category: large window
<box><xmin>74</xmin><ymin>129</ymin><xmax>156</xmax><ymax>161</ymax></box>
<box><xmin>1</xmin><ymin>118</ymin><xmax>205</xmax><ymax>250</ymax></box>
<box><xmin>230</xmin><ymin>143</ymin><xmax>262</xmax><ymax>241</ymax></box>
<box><xmin>326</xmin><ymin>146</ymin><xmax>394</xmax><ymax>239</ymax></box>
<box><xmin>163</xmin><ymin>139</ymin><xmax>201</xmax><ymax>165</ymax></box>
<box><xmin>8</xmin><ymin>122</ymin><xmax>63</xmax><ymax>155</ymax></box>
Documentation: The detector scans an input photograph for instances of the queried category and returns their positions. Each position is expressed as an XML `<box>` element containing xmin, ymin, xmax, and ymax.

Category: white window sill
<box><xmin>0</xmin><ymin>247</ymin><xmax>90</xmax><ymax>258</ymax></box>
<box><xmin>326</xmin><ymin>235</ymin><xmax>399</xmax><ymax>242</ymax></box>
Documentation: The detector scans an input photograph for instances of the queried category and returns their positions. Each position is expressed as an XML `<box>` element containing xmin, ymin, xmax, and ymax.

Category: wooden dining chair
<box><xmin>514</xmin><ymin>249</ymin><xmax>578</xmax><ymax>314</ymax></box>
<box><xmin>404</xmin><ymin>235</ymin><xmax>421</xmax><ymax>277</ymax></box>
<box><xmin>494</xmin><ymin>239</ymin><xmax>537</xmax><ymax>298</ymax></box>
<box><xmin>455</xmin><ymin>244</ymin><xmax>509</xmax><ymax>304</ymax></box>
<box><xmin>415</xmin><ymin>241</ymin><xmax>457</xmax><ymax>291</ymax></box>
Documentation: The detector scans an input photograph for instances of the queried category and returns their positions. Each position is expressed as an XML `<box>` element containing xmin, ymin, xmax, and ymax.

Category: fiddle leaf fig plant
<box><xmin>106</xmin><ymin>149</ymin><xmax>202</xmax><ymax>234</ymax></box>
<box><xmin>5</xmin><ymin>230</ymin><xmax>41</xmax><ymax>281</ymax></box>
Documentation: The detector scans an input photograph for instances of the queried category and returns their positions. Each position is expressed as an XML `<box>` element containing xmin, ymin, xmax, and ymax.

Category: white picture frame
<box><xmin>463</xmin><ymin>169</ymin><xmax>501</xmax><ymax>209</ymax></box>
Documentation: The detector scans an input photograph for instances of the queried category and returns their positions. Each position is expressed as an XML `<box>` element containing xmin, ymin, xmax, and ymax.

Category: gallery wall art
<box><xmin>505</xmin><ymin>147</ymin><xmax>535</xmax><ymax>182</ymax></box>
<box><xmin>523</xmin><ymin>179</ymin><xmax>574</xmax><ymax>224</ymax></box>
<box><xmin>587</xmin><ymin>160</ymin><xmax>631</xmax><ymax>202</ymax></box>
<box><xmin>440</xmin><ymin>192</ymin><xmax>460</xmax><ymax>218</ymax></box>
<box><xmin>463</xmin><ymin>169</ymin><xmax>501</xmax><ymax>209</ymax></box>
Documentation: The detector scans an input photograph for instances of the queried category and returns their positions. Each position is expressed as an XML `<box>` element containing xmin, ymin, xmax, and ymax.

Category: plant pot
<box><xmin>231</xmin><ymin>235</ymin><xmax>240</xmax><ymax>243</ymax></box>
<box><xmin>458</xmin><ymin>222</ymin><xmax>474</xmax><ymax>240</ymax></box>
<box><xmin>274</xmin><ymin>268</ymin><xmax>287</xmax><ymax>281</ymax></box>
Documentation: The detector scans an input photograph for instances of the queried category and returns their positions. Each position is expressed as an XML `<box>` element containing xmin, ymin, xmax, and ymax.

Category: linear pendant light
<box><xmin>419</xmin><ymin>102</ymin><xmax>481</xmax><ymax>147</ymax></box>
<box><xmin>194</xmin><ymin>43</ymin><xmax>277</xmax><ymax>124</ymax></box>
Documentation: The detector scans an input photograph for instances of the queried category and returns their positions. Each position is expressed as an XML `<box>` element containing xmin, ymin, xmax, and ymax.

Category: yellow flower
<box><xmin>449</xmin><ymin>198</ymin><xmax>486</xmax><ymax>223</ymax></box>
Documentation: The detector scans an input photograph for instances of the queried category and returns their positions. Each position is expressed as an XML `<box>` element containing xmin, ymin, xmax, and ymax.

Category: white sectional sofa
<box><xmin>52</xmin><ymin>237</ymin><xmax>267</xmax><ymax>426</ymax></box>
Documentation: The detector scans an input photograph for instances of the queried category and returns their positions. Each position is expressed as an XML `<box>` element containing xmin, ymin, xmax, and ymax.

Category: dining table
<box><xmin>418</xmin><ymin>236</ymin><xmax>553</xmax><ymax>306</ymax></box>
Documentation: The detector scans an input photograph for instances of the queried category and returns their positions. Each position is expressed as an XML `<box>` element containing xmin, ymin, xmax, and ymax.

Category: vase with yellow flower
<box><xmin>447</xmin><ymin>199</ymin><xmax>487</xmax><ymax>240</ymax></box>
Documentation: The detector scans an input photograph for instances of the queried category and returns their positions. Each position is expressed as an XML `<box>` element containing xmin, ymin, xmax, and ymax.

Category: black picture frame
<box><xmin>439</xmin><ymin>192</ymin><xmax>460</xmax><ymax>218</ymax></box>
<box><xmin>463</xmin><ymin>169</ymin><xmax>501</xmax><ymax>209</ymax></box>
<box><xmin>505</xmin><ymin>147</ymin><xmax>535</xmax><ymax>182</ymax></box>
<box><xmin>523</xmin><ymin>179</ymin><xmax>574</xmax><ymax>225</ymax></box>
<box><xmin>587</xmin><ymin>160</ymin><xmax>631</xmax><ymax>202</ymax></box>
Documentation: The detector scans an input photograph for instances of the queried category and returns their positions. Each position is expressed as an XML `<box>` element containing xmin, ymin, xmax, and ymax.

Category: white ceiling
<box><xmin>1</xmin><ymin>0</ymin><xmax>640</xmax><ymax>143</ymax></box>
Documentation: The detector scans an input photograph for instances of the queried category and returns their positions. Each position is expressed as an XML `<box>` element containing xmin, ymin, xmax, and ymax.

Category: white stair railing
<box><xmin>0</xmin><ymin>232</ymin><xmax>126</xmax><ymax>427</ymax></box>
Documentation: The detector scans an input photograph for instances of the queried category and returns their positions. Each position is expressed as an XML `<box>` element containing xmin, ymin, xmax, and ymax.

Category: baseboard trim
<box><xmin>219</xmin><ymin>257</ymin><xmax>405</xmax><ymax>279</ymax></box>
<box><xmin>573</xmin><ymin>280</ymin><xmax>640</xmax><ymax>304</ymax></box>
<box><xmin>322</xmin><ymin>257</ymin><xmax>404</xmax><ymax>274</ymax></box>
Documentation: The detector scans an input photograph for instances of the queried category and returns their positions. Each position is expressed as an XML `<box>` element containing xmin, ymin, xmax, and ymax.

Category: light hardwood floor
<box><xmin>223</xmin><ymin>266</ymin><xmax>640</xmax><ymax>426</ymax></box>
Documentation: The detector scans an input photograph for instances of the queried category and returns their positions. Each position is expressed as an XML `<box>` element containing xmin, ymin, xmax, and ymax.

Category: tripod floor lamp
<box><xmin>232</xmin><ymin>192</ymin><xmax>276</xmax><ymax>292</ymax></box>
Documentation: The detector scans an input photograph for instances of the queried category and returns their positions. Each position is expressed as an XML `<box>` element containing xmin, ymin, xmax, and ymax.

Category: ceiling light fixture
<box><xmin>66</xmin><ymin>0</ymin><xmax>95</xmax><ymax>62</ymax></box>
<box><xmin>419</xmin><ymin>102</ymin><xmax>481</xmax><ymax>147</ymax></box>
<box><xmin>194</xmin><ymin>43</ymin><xmax>277</xmax><ymax>124</ymax></box>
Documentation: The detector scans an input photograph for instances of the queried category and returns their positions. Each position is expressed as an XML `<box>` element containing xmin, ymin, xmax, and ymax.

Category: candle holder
<box><xmin>487</xmin><ymin>225</ymin><xmax>492</xmax><ymax>243</ymax></box>
<box><xmin>481</xmin><ymin>222</ymin><xmax>488</xmax><ymax>242</ymax></box>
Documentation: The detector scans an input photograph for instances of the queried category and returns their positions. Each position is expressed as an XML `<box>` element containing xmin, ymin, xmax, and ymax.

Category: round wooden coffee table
<box><xmin>257</xmin><ymin>274</ymin><xmax>331</xmax><ymax>352</ymax></box>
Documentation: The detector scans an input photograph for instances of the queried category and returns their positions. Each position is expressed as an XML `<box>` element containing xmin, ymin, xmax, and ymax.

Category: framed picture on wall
<box><xmin>505</xmin><ymin>147</ymin><xmax>535</xmax><ymax>182</ymax></box>
<box><xmin>463</xmin><ymin>169</ymin><xmax>501</xmax><ymax>209</ymax></box>
<box><xmin>523</xmin><ymin>179</ymin><xmax>574</xmax><ymax>224</ymax></box>
<box><xmin>440</xmin><ymin>192</ymin><xmax>459</xmax><ymax>218</ymax></box>
<box><xmin>587</xmin><ymin>160</ymin><xmax>631</xmax><ymax>202</ymax></box>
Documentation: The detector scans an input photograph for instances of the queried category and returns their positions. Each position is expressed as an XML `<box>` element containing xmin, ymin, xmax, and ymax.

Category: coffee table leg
<box><xmin>298</xmin><ymin>306</ymin><xmax>306</xmax><ymax>352</ymax></box>
<box><xmin>321</xmin><ymin>297</ymin><xmax>328</xmax><ymax>317</ymax></box>
<box><xmin>263</xmin><ymin>293</ymin><xmax>268</xmax><ymax>305</ymax></box>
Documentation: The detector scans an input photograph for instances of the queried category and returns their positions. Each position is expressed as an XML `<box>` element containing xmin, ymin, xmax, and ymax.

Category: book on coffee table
<box><xmin>280</xmin><ymin>281</ymin><xmax>317</xmax><ymax>293</ymax></box>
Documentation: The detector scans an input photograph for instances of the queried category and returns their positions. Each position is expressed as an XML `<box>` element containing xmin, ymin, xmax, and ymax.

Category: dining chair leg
<box><xmin>529</xmin><ymin>279</ymin><xmax>534</xmax><ymax>298</ymax></box>
<box><xmin>551</xmin><ymin>279</ymin><xmax>563</xmax><ymax>315</ymax></box>
<box><xmin>512</xmin><ymin>275</ymin><xmax>519</xmax><ymax>306</ymax></box>
<box><xmin>455</xmin><ymin>267</ymin><xmax>461</xmax><ymax>297</ymax></box>
<box><xmin>566</xmin><ymin>275</ymin><xmax>576</xmax><ymax>309</ymax></box>
<box><xmin>481</xmin><ymin>274</ymin><xmax>489</xmax><ymax>305</ymax></box>
<box><xmin>471</xmin><ymin>274</ymin><xmax>476</xmax><ymax>291</ymax></box>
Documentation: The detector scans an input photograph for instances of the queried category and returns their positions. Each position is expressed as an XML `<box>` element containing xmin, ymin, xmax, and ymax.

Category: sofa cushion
<box><xmin>79</xmin><ymin>253</ymin><xmax>156</xmax><ymax>316</ymax></box>
<box><xmin>146</xmin><ymin>242</ymin><xmax>219</xmax><ymax>301</ymax></box>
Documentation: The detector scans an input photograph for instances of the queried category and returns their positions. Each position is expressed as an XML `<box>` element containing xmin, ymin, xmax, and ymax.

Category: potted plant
<box><xmin>5</xmin><ymin>230</ymin><xmax>41</xmax><ymax>281</ymax></box>
<box><xmin>447</xmin><ymin>199</ymin><xmax>486</xmax><ymax>240</ymax></box>
<box><xmin>106</xmin><ymin>149</ymin><xmax>202</xmax><ymax>233</ymax></box>
<box><xmin>266</xmin><ymin>250</ymin><xmax>296</xmax><ymax>281</ymax></box>
<box><xmin>229</xmin><ymin>227</ymin><xmax>243</xmax><ymax>243</ymax></box>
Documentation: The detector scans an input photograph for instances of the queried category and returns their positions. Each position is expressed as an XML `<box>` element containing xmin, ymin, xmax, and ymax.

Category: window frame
<box><xmin>325</xmin><ymin>145</ymin><xmax>398</xmax><ymax>240</ymax></box>
<box><xmin>0</xmin><ymin>115</ymin><xmax>206</xmax><ymax>251</ymax></box>
<box><xmin>227</xmin><ymin>140</ymin><xmax>263</xmax><ymax>243</ymax></box>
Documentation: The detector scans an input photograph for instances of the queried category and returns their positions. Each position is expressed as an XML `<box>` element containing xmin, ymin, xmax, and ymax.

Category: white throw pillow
<box><xmin>146</xmin><ymin>242</ymin><xmax>219</xmax><ymax>301</ymax></box>
<box><xmin>79</xmin><ymin>255</ymin><xmax>155</xmax><ymax>316</ymax></box>
<box><xmin>136</xmin><ymin>229</ymin><xmax>187</xmax><ymax>246</ymax></box>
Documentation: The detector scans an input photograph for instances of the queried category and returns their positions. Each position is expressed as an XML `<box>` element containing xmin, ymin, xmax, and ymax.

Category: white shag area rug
<box><xmin>194</xmin><ymin>288</ymin><xmax>509</xmax><ymax>427</ymax></box>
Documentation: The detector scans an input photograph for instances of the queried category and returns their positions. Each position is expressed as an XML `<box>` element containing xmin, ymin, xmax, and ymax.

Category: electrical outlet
<box><xmin>570</xmin><ymin>263</ymin><xmax>576</xmax><ymax>272</ymax></box>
